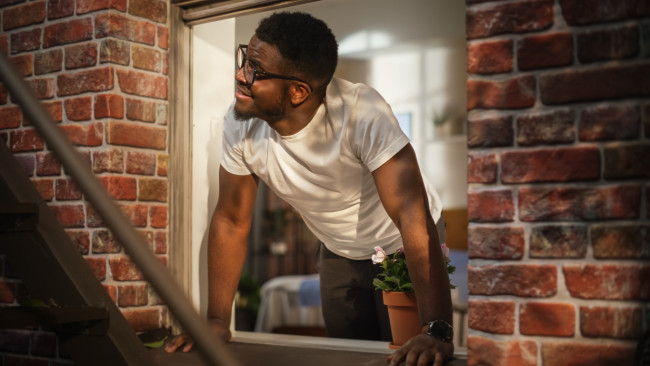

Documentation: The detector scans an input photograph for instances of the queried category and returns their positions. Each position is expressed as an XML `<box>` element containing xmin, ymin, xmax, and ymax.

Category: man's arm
<box><xmin>372</xmin><ymin>143</ymin><xmax>454</xmax><ymax>366</ymax></box>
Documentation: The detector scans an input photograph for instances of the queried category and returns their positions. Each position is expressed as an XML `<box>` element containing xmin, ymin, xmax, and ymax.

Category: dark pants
<box><xmin>317</xmin><ymin>243</ymin><xmax>392</xmax><ymax>341</ymax></box>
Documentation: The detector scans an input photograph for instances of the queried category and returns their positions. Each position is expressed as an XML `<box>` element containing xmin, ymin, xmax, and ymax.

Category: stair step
<box><xmin>0</xmin><ymin>203</ymin><xmax>38</xmax><ymax>232</ymax></box>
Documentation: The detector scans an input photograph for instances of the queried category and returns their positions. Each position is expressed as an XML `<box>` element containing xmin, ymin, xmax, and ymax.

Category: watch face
<box><xmin>428</xmin><ymin>320</ymin><xmax>453</xmax><ymax>342</ymax></box>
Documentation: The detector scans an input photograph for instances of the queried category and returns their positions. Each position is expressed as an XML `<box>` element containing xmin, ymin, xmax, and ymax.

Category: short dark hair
<box><xmin>255</xmin><ymin>12</ymin><xmax>338</xmax><ymax>90</ymax></box>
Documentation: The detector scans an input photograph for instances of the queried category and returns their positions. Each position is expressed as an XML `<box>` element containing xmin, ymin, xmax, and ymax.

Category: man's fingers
<box><xmin>182</xmin><ymin>340</ymin><xmax>194</xmax><ymax>353</ymax></box>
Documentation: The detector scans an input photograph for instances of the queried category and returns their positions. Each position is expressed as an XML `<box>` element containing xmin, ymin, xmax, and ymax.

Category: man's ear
<box><xmin>289</xmin><ymin>82</ymin><xmax>311</xmax><ymax>105</ymax></box>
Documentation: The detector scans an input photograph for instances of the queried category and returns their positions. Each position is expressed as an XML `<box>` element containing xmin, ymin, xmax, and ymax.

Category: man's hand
<box><xmin>386</xmin><ymin>333</ymin><xmax>454</xmax><ymax>366</ymax></box>
<box><xmin>163</xmin><ymin>319</ymin><xmax>232</xmax><ymax>353</ymax></box>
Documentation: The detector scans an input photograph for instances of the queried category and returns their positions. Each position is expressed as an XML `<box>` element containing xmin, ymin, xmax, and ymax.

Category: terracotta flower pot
<box><xmin>382</xmin><ymin>291</ymin><xmax>421</xmax><ymax>349</ymax></box>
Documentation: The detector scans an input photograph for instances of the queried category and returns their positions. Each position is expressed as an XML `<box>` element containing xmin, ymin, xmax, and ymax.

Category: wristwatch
<box><xmin>425</xmin><ymin>320</ymin><xmax>453</xmax><ymax>343</ymax></box>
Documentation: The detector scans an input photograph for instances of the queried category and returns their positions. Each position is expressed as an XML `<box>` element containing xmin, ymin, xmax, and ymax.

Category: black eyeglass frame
<box><xmin>236</xmin><ymin>44</ymin><xmax>312</xmax><ymax>91</ymax></box>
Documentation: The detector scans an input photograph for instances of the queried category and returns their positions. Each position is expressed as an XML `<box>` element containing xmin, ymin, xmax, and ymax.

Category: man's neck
<box><xmin>269</xmin><ymin>97</ymin><xmax>324</xmax><ymax>136</ymax></box>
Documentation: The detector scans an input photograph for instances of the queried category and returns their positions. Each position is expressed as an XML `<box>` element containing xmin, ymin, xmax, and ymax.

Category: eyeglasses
<box><xmin>236</xmin><ymin>44</ymin><xmax>312</xmax><ymax>91</ymax></box>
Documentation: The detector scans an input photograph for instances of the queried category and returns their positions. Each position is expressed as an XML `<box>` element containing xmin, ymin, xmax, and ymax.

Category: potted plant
<box><xmin>372</xmin><ymin>244</ymin><xmax>455</xmax><ymax>348</ymax></box>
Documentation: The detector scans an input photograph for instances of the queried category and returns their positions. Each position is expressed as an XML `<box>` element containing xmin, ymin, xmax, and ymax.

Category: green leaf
<box><xmin>143</xmin><ymin>339</ymin><xmax>166</xmax><ymax>349</ymax></box>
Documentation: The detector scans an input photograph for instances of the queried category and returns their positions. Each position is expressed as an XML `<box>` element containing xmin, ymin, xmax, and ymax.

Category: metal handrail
<box><xmin>0</xmin><ymin>53</ymin><xmax>240</xmax><ymax>366</ymax></box>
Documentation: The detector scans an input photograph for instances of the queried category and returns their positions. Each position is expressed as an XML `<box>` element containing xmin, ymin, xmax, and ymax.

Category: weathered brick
<box><xmin>84</xmin><ymin>257</ymin><xmax>106</xmax><ymax>281</ymax></box>
<box><xmin>468</xmin><ymin>336</ymin><xmax>537</xmax><ymax>366</ymax></box>
<box><xmin>95</xmin><ymin>93</ymin><xmax>124</xmax><ymax>119</ymax></box>
<box><xmin>92</xmin><ymin>229</ymin><xmax>122</xmax><ymax>253</ymax></box>
<box><xmin>467</xmin><ymin>115</ymin><xmax>513</xmax><ymax>148</ymax></box>
<box><xmin>540</xmin><ymin>63</ymin><xmax>650</xmax><ymax>105</ymax></box>
<box><xmin>60</xmin><ymin>122</ymin><xmax>103</xmax><ymax>146</ymax></box>
<box><xmin>43</xmin><ymin>17</ymin><xmax>93</xmax><ymax>48</ymax></box>
<box><xmin>516</xmin><ymin>109</ymin><xmax>575</xmax><ymax>146</ymax></box>
<box><xmin>542</xmin><ymin>341</ymin><xmax>635</xmax><ymax>366</ymax></box>
<box><xmin>154</xmin><ymin>231</ymin><xmax>167</xmax><ymax>254</ymax></box>
<box><xmin>467</xmin><ymin>75</ymin><xmax>535</xmax><ymax>110</ymax></box>
<box><xmin>65</xmin><ymin>229</ymin><xmax>90</xmax><ymax>254</ymax></box>
<box><xmin>0</xmin><ymin>329</ymin><xmax>30</xmax><ymax>352</ymax></box>
<box><xmin>139</xmin><ymin>178</ymin><xmax>167</xmax><ymax>202</ymax></box>
<box><xmin>592</xmin><ymin>224</ymin><xmax>650</xmax><ymax>259</ymax></box>
<box><xmin>564</xmin><ymin>264</ymin><xmax>650</xmax><ymax>300</ymax></box>
<box><xmin>519</xmin><ymin>185</ymin><xmax>641</xmax><ymax>221</ymax></box>
<box><xmin>10</xmin><ymin>28</ymin><xmax>41</xmax><ymax>54</ymax></box>
<box><xmin>121</xmin><ymin>308</ymin><xmax>160</xmax><ymax>332</ymax></box>
<box><xmin>30</xmin><ymin>332</ymin><xmax>56</xmax><ymax>357</ymax></box>
<box><xmin>156</xmin><ymin>153</ymin><xmax>167</xmax><ymax>176</ymax></box>
<box><xmin>38</xmin><ymin>100</ymin><xmax>63</xmax><ymax>123</ymax></box>
<box><xmin>15</xmin><ymin>154</ymin><xmax>35</xmax><ymax>176</ymax></box>
<box><xmin>0</xmin><ymin>84</ymin><xmax>7</xmax><ymax>105</ymax></box>
<box><xmin>118</xmin><ymin>284</ymin><xmax>148</xmax><ymax>306</ymax></box>
<box><xmin>49</xmin><ymin>203</ymin><xmax>85</xmax><ymax>227</ymax></box>
<box><xmin>520</xmin><ymin>302</ymin><xmax>575</xmax><ymax>336</ymax></box>
<box><xmin>0</xmin><ymin>107</ymin><xmax>22</xmax><ymax>129</ymax></box>
<box><xmin>97</xmin><ymin>175</ymin><xmax>137</xmax><ymax>200</ymax></box>
<box><xmin>579</xmin><ymin>103</ymin><xmax>640</xmax><ymax>141</ymax></box>
<box><xmin>468</xmin><ymin>226</ymin><xmax>524</xmax><ymax>259</ymax></box>
<box><xmin>106</xmin><ymin>121</ymin><xmax>166</xmax><ymax>150</ymax></box>
<box><xmin>155</xmin><ymin>102</ymin><xmax>168</xmax><ymax>125</ymax></box>
<box><xmin>502</xmin><ymin>147</ymin><xmax>600</xmax><ymax>183</ymax></box>
<box><xmin>157</xmin><ymin>25</ymin><xmax>168</xmax><ymax>49</ymax></box>
<box><xmin>95</xmin><ymin>13</ymin><xmax>155</xmax><ymax>45</ymax></box>
<box><xmin>559</xmin><ymin>0</ymin><xmax>650</xmax><ymax>26</ymax></box>
<box><xmin>2</xmin><ymin>1</ymin><xmax>46</xmax><ymax>31</ymax></box>
<box><xmin>36</xmin><ymin>152</ymin><xmax>61</xmax><ymax>176</ymax></box>
<box><xmin>129</xmin><ymin>0</ymin><xmax>166</xmax><ymax>23</ymax></box>
<box><xmin>64</xmin><ymin>96</ymin><xmax>93</xmax><ymax>121</ymax></box>
<box><xmin>580</xmin><ymin>305</ymin><xmax>643</xmax><ymax>339</ymax></box>
<box><xmin>57</xmin><ymin>67</ymin><xmax>114</xmax><ymax>96</ymax></box>
<box><xmin>467</xmin><ymin>39</ymin><xmax>513</xmax><ymax>74</ymax></box>
<box><xmin>55</xmin><ymin>178</ymin><xmax>82</xmax><ymax>200</ymax></box>
<box><xmin>468</xmin><ymin>264</ymin><xmax>557</xmax><ymax>297</ymax></box>
<box><xmin>138</xmin><ymin>229</ymin><xmax>155</xmax><ymax>251</ymax></box>
<box><xmin>10</xmin><ymin>129</ymin><xmax>44</xmax><ymax>152</ymax></box>
<box><xmin>518</xmin><ymin>32</ymin><xmax>573</xmax><ymax>70</ymax></box>
<box><xmin>104</xmin><ymin>284</ymin><xmax>117</xmax><ymax>302</ymax></box>
<box><xmin>99</xmin><ymin>38</ymin><xmax>130</xmax><ymax>65</ymax></box>
<box><xmin>47</xmin><ymin>0</ymin><xmax>74</xmax><ymax>20</ymax></box>
<box><xmin>149</xmin><ymin>205</ymin><xmax>166</xmax><ymax>228</ymax></box>
<box><xmin>468</xmin><ymin>300</ymin><xmax>515</xmax><ymax>334</ymax></box>
<box><xmin>65</xmin><ymin>42</ymin><xmax>98</xmax><ymax>69</ymax></box>
<box><xmin>0</xmin><ymin>0</ymin><xmax>23</xmax><ymax>8</ymax></box>
<box><xmin>26</xmin><ymin>78</ymin><xmax>56</xmax><ymax>99</ymax></box>
<box><xmin>92</xmin><ymin>148</ymin><xmax>124</xmax><ymax>173</ymax></box>
<box><xmin>467</xmin><ymin>152</ymin><xmax>497</xmax><ymax>183</ymax></box>
<box><xmin>0</xmin><ymin>34</ymin><xmax>7</xmax><ymax>55</ymax></box>
<box><xmin>468</xmin><ymin>189</ymin><xmax>514</xmax><ymax>222</ymax></box>
<box><xmin>77</xmin><ymin>0</ymin><xmax>126</xmax><ymax>13</ymax></box>
<box><xmin>132</xmin><ymin>45</ymin><xmax>162</xmax><ymax>73</ymax></box>
<box><xmin>0</xmin><ymin>280</ymin><xmax>17</xmax><ymax>303</ymax></box>
<box><xmin>116</xmin><ymin>69</ymin><xmax>167</xmax><ymax>99</ymax></box>
<box><xmin>604</xmin><ymin>143</ymin><xmax>650</xmax><ymax>179</ymax></box>
<box><xmin>466</xmin><ymin>0</ymin><xmax>553</xmax><ymax>39</ymax></box>
<box><xmin>34</xmin><ymin>49</ymin><xmax>63</xmax><ymax>75</ymax></box>
<box><xmin>31</xmin><ymin>178</ymin><xmax>54</xmax><ymax>200</ymax></box>
<box><xmin>126</xmin><ymin>98</ymin><xmax>155</xmax><ymax>122</ymax></box>
<box><xmin>87</xmin><ymin>203</ymin><xmax>147</xmax><ymax>228</ymax></box>
<box><xmin>9</xmin><ymin>54</ymin><xmax>33</xmax><ymax>76</ymax></box>
<box><xmin>578</xmin><ymin>25</ymin><xmax>639</xmax><ymax>63</ymax></box>
<box><xmin>126</xmin><ymin>151</ymin><xmax>155</xmax><ymax>175</ymax></box>
<box><xmin>530</xmin><ymin>225</ymin><xmax>587</xmax><ymax>258</ymax></box>
<box><xmin>109</xmin><ymin>256</ymin><xmax>143</xmax><ymax>281</ymax></box>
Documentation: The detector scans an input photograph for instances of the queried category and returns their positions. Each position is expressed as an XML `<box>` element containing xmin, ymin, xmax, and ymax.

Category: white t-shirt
<box><xmin>221</xmin><ymin>77</ymin><xmax>443</xmax><ymax>259</ymax></box>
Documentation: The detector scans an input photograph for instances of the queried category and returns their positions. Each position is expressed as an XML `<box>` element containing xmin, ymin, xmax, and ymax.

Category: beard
<box><xmin>233</xmin><ymin>86</ymin><xmax>288</xmax><ymax>123</ymax></box>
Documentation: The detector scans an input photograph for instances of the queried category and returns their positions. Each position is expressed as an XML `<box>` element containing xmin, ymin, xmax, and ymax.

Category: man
<box><xmin>165</xmin><ymin>12</ymin><xmax>454</xmax><ymax>366</ymax></box>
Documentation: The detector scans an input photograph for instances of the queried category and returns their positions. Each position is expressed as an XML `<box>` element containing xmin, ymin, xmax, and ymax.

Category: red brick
<box><xmin>0</xmin><ymin>34</ymin><xmax>7</xmax><ymax>55</ymax></box>
<box><xmin>149</xmin><ymin>205</ymin><xmax>166</xmax><ymax>228</ymax></box>
<box><xmin>604</xmin><ymin>143</ymin><xmax>650</xmax><ymax>179</ymax></box>
<box><xmin>467</xmin><ymin>39</ymin><xmax>513</xmax><ymax>74</ymax></box>
<box><xmin>468</xmin><ymin>264</ymin><xmax>557</xmax><ymax>297</ymax></box>
<box><xmin>60</xmin><ymin>122</ymin><xmax>103</xmax><ymax>146</ymax></box>
<box><xmin>581</xmin><ymin>305</ymin><xmax>643</xmax><ymax>339</ymax></box>
<box><xmin>65</xmin><ymin>229</ymin><xmax>90</xmax><ymax>254</ymax></box>
<box><xmin>467</xmin><ymin>0</ymin><xmax>553</xmax><ymax>39</ymax></box>
<box><xmin>592</xmin><ymin>224</ymin><xmax>649</xmax><ymax>259</ymax></box>
<box><xmin>541</xmin><ymin>341</ymin><xmax>635</xmax><ymax>366</ymax></box>
<box><xmin>579</xmin><ymin>103</ymin><xmax>640</xmax><ymax>141</ymax></box>
<box><xmin>34</xmin><ymin>49</ymin><xmax>63</xmax><ymax>75</ymax></box>
<box><xmin>156</xmin><ymin>153</ymin><xmax>167</xmax><ymax>176</ymax></box>
<box><xmin>92</xmin><ymin>148</ymin><xmax>124</xmax><ymax>173</ymax></box>
<box><xmin>468</xmin><ymin>300</ymin><xmax>515</xmax><ymax>334</ymax></box>
<box><xmin>15</xmin><ymin>154</ymin><xmax>35</xmax><ymax>176</ymax></box>
<box><xmin>564</xmin><ymin>264</ymin><xmax>650</xmax><ymax>300</ymax></box>
<box><xmin>64</xmin><ymin>96</ymin><xmax>93</xmax><ymax>121</ymax></box>
<box><xmin>116</xmin><ymin>69</ymin><xmax>167</xmax><ymax>99</ymax></box>
<box><xmin>468</xmin><ymin>226</ymin><xmax>524</xmax><ymax>259</ymax></box>
<box><xmin>77</xmin><ymin>0</ymin><xmax>126</xmax><ymax>14</ymax></box>
<box><xmin>578</xmin><ymin>25</ymin><xmax>639</xmax><ymax>63</ymax></box>
<box><xmin>48</xmin><ymin>0</ymin><xmax>74</xmax><ymax>20</ymax></box>
<box><xmin>84</xmin><ymin>257</ymin><xmax>106</xmax><ymax>281</ymax></box>
<box><xmin>121</xmin><ymin>308</ymin><xmax>160</xmax><ymax>332</ymax></box>
<box><xmin>118</xmin><ymin>284</ymin><xmax>148</xmax><ymax>306</ymax></box>
<box><xmin>64</xmin><ymin>42</ymin><xmax>98</xmax><ymax>69</ymax></box>
<box><xmin>40</xmin><ymin>100</ymin><xmax>63</xmax><ymax>123</ymax></box>
<box><xmin>540</xmin><ymin>63</ymin><xmax>650</xmax><ymax>105</ymax></box>
<box><xmin>559</xmin><ymin>0</ymin><xmax>650</xmax><ymax>26</ymax></box>
<box><xmin>99</xmin><ymin>38</ymin><xmax>130</xmax><ymax>65</ymax></box>
<box><xmin>50</xmin><ymin>203</ymin><xmax>85</xmax><ymax>227</ymax></box>
<box><xmin>467</xmin><ymin>75</ymin><xmax>535</xmax><ymax>110</ymax></box>
<box><xmin>467</xmin><ymin>115</ymin><xmax>513</xmax><ymax>148</ymax></box>
<box><xmin>0</xmin><ymin>330</ymin><xmax>30</xmax><ymax>354</ymax></box>
<box><xmin>106</xmin><ymin>121</ymin><xmax>166</xmax><ymax>150</ymax></box>
<box><xmin>530</xmin><ymin>225</ymin><xmax>587</xmax><ymax>258</ymax></box>
<box><xmin>157</xmin><ymin>25</ymin><xmax>168</xmax><ymax>49</ymax></box>
<box><xmin>138</xmin><ymin>229</ymin><xmax>154</xmax><ymax>251</ymax></box>
<box><xmin>57</xmin><ymin>66</ymin><xmax>114</xmax><ymax>96</ymax></box>
<box><xmin>161</xmin><ymin>51</ymin><xmax>168</xmax><ymax>75</ymax></box>
<box><xmin>26</xmin><ymin>78</ymin><xmax>56</xmax><ymax>99</ymax></box>
<box><xmin>87</xmin><ymin>203</ymin><xmax>147</xmax><ymax>227</ymax></box>
<box><xmin>0</xmin><ymin>0</ymin><xmax>24</xmax><ymax>6</ymax></box>
<box><xmin>43</xmin><ymin>17</ymin><xmax>93</xmax><ymax>48</ymax></box>
<box><xmin>132</xmin><ymin>45</ymin><xmax>162</xmax><ymax>72</ymax></box>
<box><xmin>128</xmin><ymin>0</ymin><xmax>166</xmax><ymax>23</ymax></box>
<box><xmin>0</xmin><ymin>107</ymin><xmax>22</xmax><ymax>129</ymax></box>
<box><xmin>517</xmin><ymin>32</ymin><xmax>573</xmax><ymax>70</ymax></box>
<box><xmin>31</xmin><ymin>178</ymin><xmax>54</xmax><ymax>200</ymax></box>
<box><xmin>2</xmin><ymin>1</ymin><xmax>46</xmax><ymax>31</ymax></box>
<box><xmin>126</xmin><ymin>98</ymin><xmax>155</xmax><ymax>122</ymax></box>
<box><xmin>97</xmin><ymin>175</ymin><xmax>137</xmax><ymax>200</ymax></box>
<box><xmin>55</xmin><ymin>178</ymin><xmax>82</xmax><ymax>200</ymax></box>
<box><xmin>0</xmin><ymin>280</ymin><xmax>17</xmax><ymax>303</ymax></box>
<box><xmin>10</xmin><ymin>129</ymin><xmax>44</xmax><ymax>152</ymax></box>
<box><xmin>9</xmin><ymin>54</ymin><xmax>33</xmax><ymax>76</ymax></box>
<box><xmin>468</xmin><ymin>189</ymin><xmax>514</xmax><ymax>222</ymax></box>
<box><xmin>155</xmin><ymin>102</ymin><xmax>167</xmax><ymax>125</ymax></box>
<box><xmin>125</xmin><ymin>151</ymin><xmax>155</xmax><ymax>175</ymax></box>
<box><xmin>154</xmin><ymin>231</ymin><xmax>166</xmax><ymax>254</ymax></box>
<box><xmin>104</xmin><ymin>284</ymin><xmax>117</xmax><ymax>303</ymax></box>
<box><xmin>30</xmin><ymin>332</ymin><xmax>56</xmax><ymax>357</ymax></box>
<box><xmin>468</xmin><ymin>336</ymin><xmax>537</xmax><ymax>366</ymax></box>
<box><xmin>36</xmin><ymin>152</ymin><xmax>61</xmax><ymax>176</ymax></box>
<box><xmin>516</xmin><ymin>109</ymin><xmax>575</xmax><ymax>146</ymax></box>
<box><xmin>519</xmin><ymin>185</ymin><xmax>641</xmax><ymax>222</ymax></box>
<box><xmin>10</xmin><ymin>28</ymin><xmax>41</xmax><ymax>54</ymax></box>
<box><xmin>94</xmin><ymin>93</ymin><xmax>124</xmax><ymax>119</ymax></box>
<box><xmin>109</xmin><ymin>256</ymin><xmax>143</xmax><ymax>281</ymax></box>
<box><xmin>467</xmin><ymin>152</ymin><xmax>497</xmax><ymax>184</ymax></box>
<box><xmin>520</xmin><ymin>302</ymin><xmax>575</xmax><ymax>336</ymax></box>
<box><xmin>138</xmin><ymin>178</ymin><xmax>167</xmax><ymax>202</ymax></box>
<box><xmin>95</xmin><ymin>13</ymin><xmax>155</xmax><ymax>45</ymax></box>
<box><xmin>0</xmin><ymin>84</ymin><xmax>7</xmax><ymax>105</ymax></box>
<box><xmin>92</xmin><ymin>229</ymin><xmax>121</xmax><ymax>253</ymax></box>
<box><xmin>502</xmin><ymin>147</ymin><xmax>600</xmax><ymax>183</ymax></box>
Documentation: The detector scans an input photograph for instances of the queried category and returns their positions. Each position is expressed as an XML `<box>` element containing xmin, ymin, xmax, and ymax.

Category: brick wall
<box><xmin>466</xmin><ymin>0</ymin><xmax>649</xmax><ymax>365</ymax></box>
<box><xmin>0</xmin><ymin>0</ymin><xmax>170</xmax><ymax>362</ymax></box>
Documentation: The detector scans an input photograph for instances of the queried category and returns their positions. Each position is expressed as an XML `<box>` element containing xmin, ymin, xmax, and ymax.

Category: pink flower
<box><xmin>371</xmin><ymin>246</ymin><xmax>387</xmax><ymax>264</ymax></box>
<box><xmin>440</xmin><ymin>243</ymin><xmax>450</xmax><ymax>260</ymax></box>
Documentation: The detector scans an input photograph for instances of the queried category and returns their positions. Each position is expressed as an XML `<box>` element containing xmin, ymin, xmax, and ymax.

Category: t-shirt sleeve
<box><xmin>221</xmin><ymin>103</ymin><xmax>253</xmax><ymax>176</ymax></box>
<box><xmin>351</xmin><ymin>86</ymin><xmax>410</xmax><ymax>172</ymax></box>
